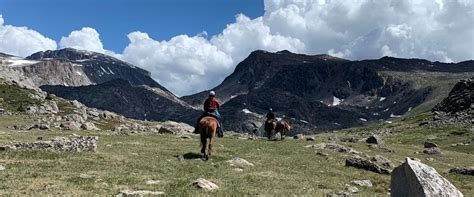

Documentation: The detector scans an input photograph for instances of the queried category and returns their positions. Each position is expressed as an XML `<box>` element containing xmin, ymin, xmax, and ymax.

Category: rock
<box><xmin>449</xmin><ymin>167</ymin><xmax>474</xmax><ymax>176</ymax></box>
<box><xmin>180</xmin><ymin>135</ymin><xmax>192</xmax><ymax>139</ymax></box>
<box><xmin>426</xmin><ymin>158</ymin><xmax>435</xmax><ymax>162</ymax></box>
<box><xmin>227</xmin><ymin>157</ymin><xmax>254</xmax><ymax>168</ymax></box>
<box><xmin>345</xmin><ymin>156</ymin><xmax>390</xmax><ymax>175</ymax></box>
<box><xmin>60</xmin><ymin>121</ymin><xmax>80</xmax><ymax>131</ymax></box>
<box><xmin>0</xmin><ymin>164</ymin><xmax>5</xmax><ymax>171</ymax></box>
<box><xmin>64</xmin><ymin>114</ymin><xmax>85</xmax><ymax>123</ymax></box>
<box><xmin>316</xmin><ymin>152</ymin><xmax>329</xmax><ymax>157</ymax></box>
<box><xmin>294</xmin><ymin>134</ymin><xmax>304</xmax><ymax>139</ymax></box>
<box><xmin>71</xmin><ymin>100</ymin><xmax>83</xmax><ymax>109</ymax></box>
<box><xmin>366</xmin><ymin>135</ymin><xmax>383</xmax><ymax>145</ymax></box>
<box><xmin>146</xmin><ymin>180</ymin><xmax>161</xmax><ymax>185</ymax></box>
<box><xmin>341</xmin><ymin>136</ymin><xmax>358</xmax><ymax>143</ymax></box>
<box><xmin>116</xmin><ymin>190</ymin><xmax>165</xmax><ymax>196</ymax></box>
<box><xmin>6</xmin><ymin>135</ymin><xmax>98</xmax><ymax>152</ymax></box>
<box><xmin>352</xmin><ymin>180</ymin><xmax>373</xmax><ymax>187</ymax></box>
<box><xmin>312</xmin><ymin>143</ymin><xmax>359</xmax><ymax>154</ymax></box>
<box><xmin>39</xmin><ymin>124</ymin><xmax>50</xmax><ymax>130</ymax></box>
<box><xmin>327</xmin><ymin>191</ymin><xmax>351</xmax><ymax>197</ymax></box>
<box><xmin>159</xmin><ymin>121</ymin><xmax>194</xmax><ymax>135</ymax></box>
<box><xmin>81</xmin><ymin>122</ymin><xmax>100</xmax><ymax>130</ymax></box>
<box><xmin>306</xmin><ymin>137</ymin><xmax>316</xmax><ymax>141</ymax></box>
<box><xmin>371</xmin><ymin>155</ymin><xmax>393</xmax><ymax>168</ymax></box>
<box><xmin>233</xmin><ymin>168</ymin><xmax>244</xmax><ymax>172</ymax></box>
<box><xmin>79</xmin><ymin>173</ymin><xmax>93</xmax><ymax>179</ymax></box>
<box><xmin>346</xmin><ymin>186</ymin><xmax>359</xmax><ymax>193</ymax></box>
<box><xmin>192</xmin><ymin>178</ymin><xmax>219</xmax><ymax>191</ymax></box>
<box><xmin>423</xmin><ymin>147</ymin><xmax>442</xmax><ymax>155</ymax></box>
<box><xmin>424</xmin><ymin>142</ymin><xmax>438</xmax><ymax>148</ymax></box>
<box><xmin>391</xmin><ymin>158</ymin><xmax>464</xmax><ymax>197</ymax></box>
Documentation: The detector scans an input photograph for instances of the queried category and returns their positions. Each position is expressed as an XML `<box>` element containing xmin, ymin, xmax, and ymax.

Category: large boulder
<box><xmin>366</xmin><ymin>135</ymin><xmax>383</xmax><ymax>145</ymax></box>
<box><xmin>159</xmin><ymin>121</ymin><xmax>194</xmax><ymax>135</ymax></box>
<box><xmin>391</xmin><ymin>158</ymin><xmax>464</xmax><ymax>197</ymax></box>
<box><xmin>192</xmin><ymin>178</ymin><xmax>219</xmax><ymax>191</ymax></box>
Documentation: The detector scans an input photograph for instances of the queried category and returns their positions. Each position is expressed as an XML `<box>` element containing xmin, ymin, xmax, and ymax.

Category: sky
<box><xmin>0</xmin><ymin>0</ymin><xmax>473</xmax><ymax>96</ymax></box>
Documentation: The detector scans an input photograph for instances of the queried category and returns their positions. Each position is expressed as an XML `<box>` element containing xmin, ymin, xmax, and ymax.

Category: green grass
<box><xmin>0</xmin><ymin>83</ymin><xmax>41</xmax><ymax>112</ymax></box>
<box><xmin>0</xmin><ymin>116</ymin><xmax>472</xmax><ymax>196</ymax></box>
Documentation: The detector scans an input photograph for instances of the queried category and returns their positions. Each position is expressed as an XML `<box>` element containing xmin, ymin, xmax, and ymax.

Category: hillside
<box><xmin>183</xmin><ymin>50</ymin><xmax>474</xmax><ymax>134</ymax></box>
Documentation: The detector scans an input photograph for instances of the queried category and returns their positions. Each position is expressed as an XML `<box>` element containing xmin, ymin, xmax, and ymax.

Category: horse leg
<box><xmin>200</xmin><ymin>134</ymin><xmax>207</xmax><ymax>159</ymax></box>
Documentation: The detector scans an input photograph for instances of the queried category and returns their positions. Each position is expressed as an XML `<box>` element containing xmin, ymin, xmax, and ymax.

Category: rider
<box><xmin>193</xmin><ymin>91</ymin><xmax>224</xmax><ymax>137</ymax></box>
<box><xmin>265</xmin><ymin>108</ymin><xmax>276</xmax><ymax>131</ymax></box>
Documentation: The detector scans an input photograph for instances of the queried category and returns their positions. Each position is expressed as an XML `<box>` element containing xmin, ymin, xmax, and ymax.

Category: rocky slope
<box><xmin>41</xmin><ymin>79</ymin><xmax>198</xmax><ymax>123</ymax></box>
<box><xmin>183</xmin><ymin>50</ymin><xmax>474</xmax><ymax>134</ymax></box>
<box><xmin>0</xmin><ymin>49</ymin><xmax>198</xmax><ymax>125</ymax></box>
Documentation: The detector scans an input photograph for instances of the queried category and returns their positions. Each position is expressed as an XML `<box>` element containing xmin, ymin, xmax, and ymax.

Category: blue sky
<box><xmin>0</xmin><ymin>0</ymin><xmax>264</xmax><ymax>53</ymax></box>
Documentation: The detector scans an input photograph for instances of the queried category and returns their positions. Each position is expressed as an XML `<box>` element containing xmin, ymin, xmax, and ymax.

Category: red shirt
<box><xmin>204</xmin><ymin>96</ymin><xmax>220</xmax><ymax>111</ymax></box>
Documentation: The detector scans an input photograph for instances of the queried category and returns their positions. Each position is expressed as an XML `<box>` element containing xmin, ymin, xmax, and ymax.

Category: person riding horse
<box><xmin>265</xmin><ymin>108</ymin><xmax>276</xmax><ymax>138</ymax></box>
<box><xmin>193</xmin><ymin>91</ymin><xmax>224</xmax><ymax>137</ymax></box>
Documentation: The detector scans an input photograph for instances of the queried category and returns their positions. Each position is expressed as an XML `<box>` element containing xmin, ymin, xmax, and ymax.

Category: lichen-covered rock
<box><xmin>391</xmin><ymin>158</ymin><xmax>463</xmax><ymax>197</ymax></box>
<box><xmin>192</xmin><ymin>178</ymin><xmax>219</xmax><ymax>191</ymax></box>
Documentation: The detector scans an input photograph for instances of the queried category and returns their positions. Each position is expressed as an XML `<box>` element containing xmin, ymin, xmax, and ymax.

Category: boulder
<box><xmin>146</xmin><ymin>180</ymin><xmax>161</xmax><ymax>185</ymax></box>
<box><xmin>159</xmin><ymin>121</ymin><xmax>194</xmax><ymax>135</ymax></box>
<box><xmin>312</xmin><ymin>143</ymin><xmax>359</xmax><ymax>154</ymax></box>
<box><xmin>345</xmin><ymin>156</ymin><xmax>390</xmax><ymax>175</ymax></box>
<box><xmin>424</xmin><ymin>142</ymin><xmax>438</xmax><ymax>148</ymax></box>
<box><xmin>116</xmin><ymin>190</ymin><xmax>164</xmax><ymax>196</ymax></box>
<box><xmin>0</xmin><ymin>164</ymin><xmax>5</xmax><ymax>171</ymax></box>
<box><xmin>227</xmin><ymin>157</ymin><xmax>254</xmax><ymax>168</ymax></box>
<box><xmin>192</xmin><ymin>178</ymin><xmax>219</xmax><ymax>191</ymax></box>
<box><xmin>391</xmin><ymin>158</ymin><xmax>463</xmax><ymax>197</ymax></box>
<box><xmin>449</xmin><ymin>167</ymin><xmax>474</xmax><ymax>176</ymax></box>
<box><xmin>294</xmin><ymin>134</ymin><xmax>304</xmax><ymax>139</ymax></box>
<box><xmin>60</xmin><ymin>121</ymin><xmax>81</xmax><ymax>131</ymax></box>
<box><xmin>306</xmin><ymin>137</ymin><xmax>316</xmax><ymax>141</ymax></box>
<box><xmin>81</xmin><ymin>122</ymin><xmax>100</xmax><ymax>131</ymax></box>
<box><xmin>64</xmin><ymin>114</ymin><xmax>85</xmax><ymax>124</ymax></box>
<box><xmin>39</xmin><ymin>124</ymin><xmax>50</xmax><ymax>130</ymax></box>
<box><xmin>423</xmin><ymin>147</ymin><xmax>442</xmax><ymax>155</ymax></box>
<box><xmin>366</xmin><ymin>135</ymin><xmax>383</xmax><ymax>145</ymax></box>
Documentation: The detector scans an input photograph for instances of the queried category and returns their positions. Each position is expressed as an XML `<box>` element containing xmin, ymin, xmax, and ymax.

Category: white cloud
<box><xmin>122</xmin><ymin>32</ymin><xmax>234</xmax><ymax>96</ymax></box>
<box><xmin>60</xmin><ymin>27</ymin><xmax>105</xmax><ymax>53</ymax></box>
<box><xmin>0</xmin><ymin>15</ymin><xmax>57</xmax><ymax>57</ymax></box>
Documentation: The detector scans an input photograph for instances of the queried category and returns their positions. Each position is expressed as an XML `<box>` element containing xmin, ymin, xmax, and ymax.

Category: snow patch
<box><xmin>242</xmin><ymin>109</ymin><xmax>252</xmax><ymax>114</ymax></box>
<box><xmin>331</xmin><ymin>96</ymin><xmax>343</xmax><ymax>106</ymax></box>
<box><xmin>74</xmin><ymin>59</ymin><xmax>91</xmax><ymax>62</ymax></box>
<box><xmin>6</xmin><ymin>59</ymin><xmax>39</xmax><ymax>66</ymax></box>
<box><xmin>379</xmin><ymin>97</ymin><xmax>386</xmax><ymax>102</ymax></box>
<box><xmin>359</xmin><ymin>118</ymin><xmax>368</xmax><ymax>122</ymax></box>
<box><xmin>390</xmin><ymin>114</ymin><xmax>402</xmax><ymax>118</ymax></box>
<box><xmin>300</xmin><ymin>120</ymin><xmax>309</xmax><ymax>124</ymax></box>
<box><xmin>408</xmin><ymin>107</ymin><xmax>412</xmax><ymax>112</ymax></box>
<box><xmin>383</xmin><ymin>108</ymin><xmax>390</xmax><ymax>112</ymax></box>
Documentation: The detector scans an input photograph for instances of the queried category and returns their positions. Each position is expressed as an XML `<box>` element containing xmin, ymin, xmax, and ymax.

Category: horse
<box><xmin>275</xmin><ymin>120</ymin><xmax>291</xmax><ymax>140</ymax></box>
<box><xmin>198</xmin><ymin>116</ymin><xmax>219</xmax><ymax>160</ymax></box>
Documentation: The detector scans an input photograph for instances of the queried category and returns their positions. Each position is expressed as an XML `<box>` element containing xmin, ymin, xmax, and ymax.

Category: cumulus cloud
<box><xmin>59</xmin><ymin>27</ymin><xmax>118</xmax><ymax>57</ymax></box>
<box><xmin>0</xmin><ymin>15</ymin><xmax>57</xmax><ymax>57</ymax></box>
<box><xmin>122</xmin><ymin>32</ymin><xmax>234</xmax><ymax>96</ymax></box>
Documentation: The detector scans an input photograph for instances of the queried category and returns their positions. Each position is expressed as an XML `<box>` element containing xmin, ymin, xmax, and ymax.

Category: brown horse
<box><xmin>198</xmin><ymin>116</ymin><xmax>218</xmax><ymax>160</ymax></box>
<box><xmin>265</xmin><ymin>119</ymin><xmax>277</xmax><ymax>140</ymax></box>
<box><xmin>275</xmin><ymin>120</ymin><xmax>291</xmax><ymax>140</ymax></box>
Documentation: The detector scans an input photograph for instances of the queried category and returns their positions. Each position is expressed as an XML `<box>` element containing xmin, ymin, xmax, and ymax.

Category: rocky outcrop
<box><xmin>429</xmin><ymin>80</ymin><xmax>473</xmax><ymax>128</ymax></box>
<box><xmin>391</xmin><ymin>158</ymin><xmax>463</xmax><ymax>197</ymax></box>
<box><xmin>366</xmin><ymin>135</ymin><xmax>383</xmax><ymax>145</ymax></box>
<box><xmin>227</xmin><ymin>157</ymin><xmax>254</xmax><ymax>168</ymax></box>
<box><xmin>449</xmin><ymin>167</ymin><xmax>474</xmax><ymax>176</ymax></box>
<box><xmin>1</xmin><ymin>135</ymin><xmax>98</xmax><ymax>152</ymax></box>
<box><xmin>345</xmin><ymin>156</ymin><xmax>390</xmax><ymax>175</ymax></box>
<box><xmin>310</xmin><ymin>143</ymin><xmax>359</xmax><ymax>154</ymax></box>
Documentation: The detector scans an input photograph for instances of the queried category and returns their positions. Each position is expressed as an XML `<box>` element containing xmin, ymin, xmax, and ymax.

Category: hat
<box><xmin>209</xmin><ymin>91</ymin><xmax>216</xmax><ymax>96</ymax></box>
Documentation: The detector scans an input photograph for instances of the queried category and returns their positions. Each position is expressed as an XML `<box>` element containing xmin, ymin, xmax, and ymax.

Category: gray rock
<box><xmin>64</xmin><ymin>114</ymin><xmax>84</xmax><ymax>123</ymax></box>
<box><xmin>352</xmin><ymin>180</ymin><xmax>373</xmax><ymax>187</ymax></box>
<box><xmin>39</xmin><ymin>124</ymin><xmax>50</xmax><ymax>130</ymax></box>
<box><xmin>227</xmin><ymin>157</ymin><xmax>254</xmax><ymax>168</ymax></box>
<box><xmin>81</xmin><ymin>122</ymin><xmax>100</xmax><ymax>131</ymax></box>
<box><xmin>192</xmin><ymin>178</ymin><xmax>219</xmax><ymax>191</ymax></box>
<box><xmin>294</xmin><ymin>134</ymin><xmax>304</xmax><ymax>139</ymax></box>
<box><xmin>5</xmin><ymin>135</ymin><xmax>98</xmax><ymax>152</ymax></box>
<box><xmin>306</xmin><ymin>137</ymin><xmax>316</xmax><ymax>141</ymax></box>
<box><xmin>345</xmin><ymin>156</ymin><xmax>390</xmax><ymax>175</ymax></box>
<box><xmin>424</xmin><ymin>142</ymin><xmax>438</xmax><ymax>148</ymax></box>
<box><xmin>391</xmin><ymin>158</ymin><xmax>463</xmax><ymax>197</ymax></box>
<box><xmin>116</xmin><ymin>190</ymin><xmax>165</xmax><ymax>196</ymax></box>
<box><xmin>346</xmin><ymin>186</ymin><xmax>359</xmax><ymax>193</ymax></box>
<box><xmin>0</xmin><ymin>164</ymin><xmax>5</xmax><ymax>171</ymax></box>
<box><xmin>327</xmin><ymin>191</ymin><xmax>352</xmax><ymax>197</ymax></box>
<box><xmin>366</xmin><ymin>135</ymin><xmax>383</xmax><ymax>145</ymax></box>
<box><xmin>159</xmin><ymin>121</ymin><xmax>194</xmax><ymax>135</ymax></box>
<box><xmin>449</xmin><ymin>167</ymin><xmax>474</xmax><ymax>176</ymax></box>
<box><xmin>423</xmin><ymin>147</ymin><xmax>442</xmax><ymax>155</ymax></box>
<box><xmin>60</xmin><ymin>121</ymin><xmax>80</xmax><ymax>131</ymax></box>
<box><xmin>312</xmin><ymin>143</ymin><xmax>359</xmax><ymax>154</ymax></box>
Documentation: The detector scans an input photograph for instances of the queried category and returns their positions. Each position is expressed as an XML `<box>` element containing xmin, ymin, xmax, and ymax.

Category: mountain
<box><xmin>0</xmin><ymin>48</ymin><xmax>198</xmax><ymax>124</ymax></box>
<box><xmin>41</xmin><ymin>79</ymin><xmax>197</xmax><ymax>122</ymax></box>
<box><xmin>183</xmin><ymin>50</ymin><xmax>474</xmax><ymax>134</ymax></box>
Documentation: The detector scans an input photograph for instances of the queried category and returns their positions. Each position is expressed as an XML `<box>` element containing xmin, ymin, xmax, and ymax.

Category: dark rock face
<box><xmin>391</xmin><ymin>158</ymin><xmax>463</xmax><ymax>197</ymax></box>
<box><xmin>182</xmin><ymin>50</ymin><xmax>473</xmax><ymax>134</ymax></box>
<box><xmin>345</xmin><ymin>156</ymin><xmax>390</xmax><ymax>175</ymax></box>
<box><xmin>41</xmin><ymin>79</ymin><xmax>198</xmax><ymax>123</ymax></box>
